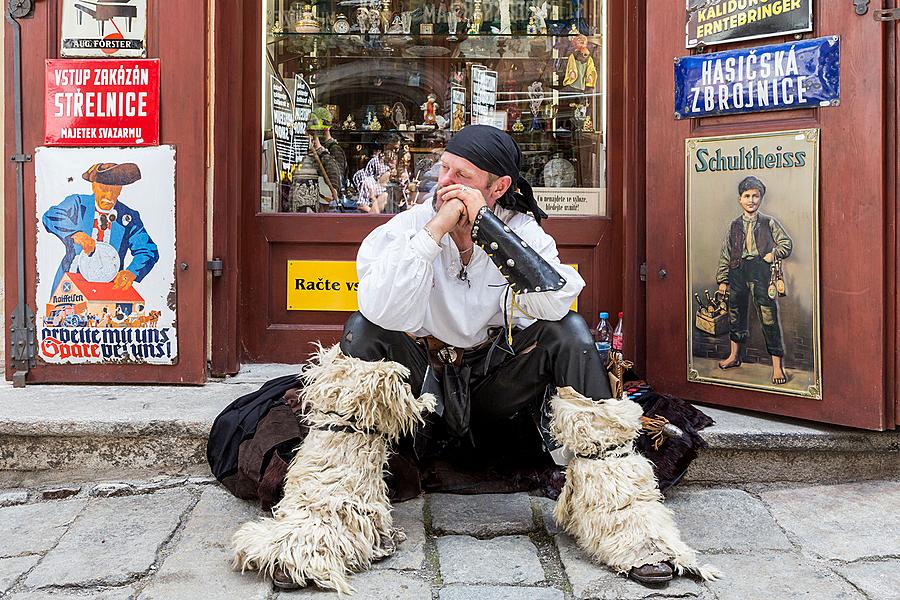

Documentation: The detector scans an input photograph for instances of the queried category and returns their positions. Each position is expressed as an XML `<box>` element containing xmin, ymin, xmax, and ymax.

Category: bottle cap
<box><xmin>599</xmin><ymin>312</ymin><xmax>609</xmax><ymax>319</ymax></box>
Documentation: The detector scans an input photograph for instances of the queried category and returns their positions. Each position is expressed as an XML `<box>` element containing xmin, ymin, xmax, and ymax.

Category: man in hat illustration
<box><xmin>42</xmin><ymin>162</ymin><xmax>159</xmax><ymax>293</ymax></box>
<box><xmin>715</xmin><ymin>176</ymin><xmax>793</xmax><ymax>385</ymax></box>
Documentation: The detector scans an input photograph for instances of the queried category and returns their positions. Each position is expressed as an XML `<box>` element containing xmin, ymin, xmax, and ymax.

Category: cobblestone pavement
<box><xmin>0</xmin><ymin>478</ymin><xmax>897</xmax><ymax>600</ymax></box>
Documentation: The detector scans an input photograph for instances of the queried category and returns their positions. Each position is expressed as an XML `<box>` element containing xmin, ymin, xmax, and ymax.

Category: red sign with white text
<box><xmin>45</xmin><ymin>59</ymin><xmax>160</xmax><ymax>146</ymax></box>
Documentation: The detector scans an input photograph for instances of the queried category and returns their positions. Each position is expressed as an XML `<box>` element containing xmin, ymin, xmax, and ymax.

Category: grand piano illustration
<box><xmin>74</xmin><ymin>0</ymin><xmax>137</xmax><ymax>36</ymax></box>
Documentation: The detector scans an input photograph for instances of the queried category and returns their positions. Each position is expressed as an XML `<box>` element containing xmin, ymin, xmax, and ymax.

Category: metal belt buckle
<box><xmin>437</xmin><ymin>346</ymin><xmax>458</xmax><ymax>364</ymax></box>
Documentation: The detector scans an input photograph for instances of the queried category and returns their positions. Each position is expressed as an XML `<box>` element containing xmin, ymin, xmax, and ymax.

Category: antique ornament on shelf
<box><xmin>355</xmin><ymin>7</ymin><xmax>370</xmax><ymax>33</ymax></box>
<box><xmin>362</xmin><ymin>107</ymin><xmax>380</xmax><ymax>131</ymax></box>
<box><xmin>332</xmin><ymin>13</ymin><xmax>350</xmax><ymax>34</ymax></box>
<box><xmin>527</xmin><ymin>81</ymin><xmax>545</xmax><ymax>131</ymax></box>
<box><xmin>529</xmin><ymin>1</ymin><xmax>549</xmax><ymax>35</ymax></box>
<box><xmin>543</xmin><ymin>154</ymin><xmax>576</xmax><ymax>188</ymax></box>
<box><xmin>451</xmin><ymin>103</ymin><xmax>465</xmax><ymax>131</ymax></box>
<box><xmin>563</xmin><ymin>34</ymin><xmax>598</xmax><ymax>91</ymax></box>
<box><xmin>571</xmin><ymin>101</ymin><xmax>587</xmax><ymax>130</ymax></box>
<box><xmin>447</xmin><ymin>6</ymin><xmax>460</xmax><ymax>40</ymax></box>
<box><xmin>527</xmin><ymin>17</ymin><xmax>538</xmax><ymax>35</ymax></box>
<box><xmin>582</xmin><ymin>115</ymin><xmax>594</xmax><ymax>132</ymax></box>
<box><xmin>392</xmin><ymin>102</ymin><xmax>408</xmax><ymax>130</ymax></box>
<box><xmin>342</xmin><ymin>114</ymin><xmax>357</xmax><ymax>130</ymax></box>
<box><xmin>295</xmin><ymin>4</ymin><xmax>320</xmax><ymax>33</ymax></box>
<box><xmin>420</xmin><ymin>94</ymin><xmax>439</xmax><ymax>128</ymax></box>
<box><xmin>420</xmin><ymin>22</ymin><xmax>434</xmax><ymax>35</ymax></box>
<box><xmin>380</xmin><ymin>0</ymin><xmax>392</xmax><ymax>32</ymax></box>
<box><xmin>388</xmin><ymin>15</ymin><xmax>404</xmax><ymax>34</ymax></box>
<box><xmin>401</xmin><ymin>11</ymin><xmax>413</xmax><ymax>36</ymax></box>
<box><xmin>569</xmin><ymin>21</ymin><xmax>580</xmax><ymax>35</ymax></box>
<box><xmin>512</xmin><ymin>116</ymin><xmax>525</xmax><ymax>132</ymax></box>
<box><xmin>500</xmin><ymin>0</ymin><xmax>512</xmax><ymax>34</ymax></box>
<box><xmin>467</xmin><ymin>2</ymin><xmax>483</xmax><ymax>34</ymax></box>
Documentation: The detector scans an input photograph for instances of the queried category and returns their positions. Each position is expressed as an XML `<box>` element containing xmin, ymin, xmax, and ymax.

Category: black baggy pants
<box><xmin>340</xmin><ymin>310</ymin><xmax>612</xmax><ymax>435</ymax></box>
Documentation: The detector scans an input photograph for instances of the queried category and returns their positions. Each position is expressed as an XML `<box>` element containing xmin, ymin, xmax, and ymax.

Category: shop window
<box><xmin>261</xmin><ymin>0</ymin><xmax>607</xmax><ymax>218</ymax></box>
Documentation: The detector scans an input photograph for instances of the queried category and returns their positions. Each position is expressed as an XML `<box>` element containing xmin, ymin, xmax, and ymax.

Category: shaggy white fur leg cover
<box><xmin>551</xmin><ymin>387</ymin><xmax>721</xmax><ymax>581</ymax></box>
<box><xmin>232</xmin><ymin>345</ymin><xmax>435</xmax><ymax>595</ymax></box>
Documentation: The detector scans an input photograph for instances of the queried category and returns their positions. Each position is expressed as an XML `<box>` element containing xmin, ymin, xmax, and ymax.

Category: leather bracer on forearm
<box><xmin>471</xmin><ymin>206</ymin><xmax>565</xmax><ymax>293</ymax></box>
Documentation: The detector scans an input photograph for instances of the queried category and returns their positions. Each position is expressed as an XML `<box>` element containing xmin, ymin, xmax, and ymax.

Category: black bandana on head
<box><xmin>445</xmin><ymin>125</ymin><xmax>548</xmax><ymax>224</ymax></box>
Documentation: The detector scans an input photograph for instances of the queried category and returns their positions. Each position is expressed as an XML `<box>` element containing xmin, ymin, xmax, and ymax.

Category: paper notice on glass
<box><xmin>271</xmin><ymin>76</ymin><xmax>294</xmax><ymax>177</ymax></box>
<box><xmin>470</xmin><ymin>66</ymin><xmax>498</xmax><ymax>126</ymax></box>
<box><xmin>293</xmin><ymin>75</ymin><xmax>314</xmax><ymax>164</ymax></box>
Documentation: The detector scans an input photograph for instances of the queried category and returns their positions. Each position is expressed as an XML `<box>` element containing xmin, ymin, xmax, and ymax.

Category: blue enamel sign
<box><xmin>674</xmin><ymin>36</ymin><xmax>840</xmax><ymax>120</ymax></box>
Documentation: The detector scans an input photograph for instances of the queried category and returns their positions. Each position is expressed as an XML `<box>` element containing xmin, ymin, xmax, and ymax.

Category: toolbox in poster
<box><xmin>686</xmin><ymin>0</ymin><xmax>812</xmax><ymax>49</ymax></box>
<box><xmin>675</xmin><ymin>36</ymin><xmax>840</xmax><ymax>120</ymax></box>
<box><xmin>44</xmin><ymin>59</ymin><xmax>160</xmax><ymax>146</ymax></box>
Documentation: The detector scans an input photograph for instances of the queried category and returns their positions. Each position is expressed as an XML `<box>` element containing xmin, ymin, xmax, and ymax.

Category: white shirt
<box><xmin>356</xmin><ymin>202</ymin><xmax>584</xmax><ymax>348</ymax></box>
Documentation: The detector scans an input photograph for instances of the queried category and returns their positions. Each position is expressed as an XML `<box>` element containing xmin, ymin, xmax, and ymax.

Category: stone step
<box><xmin>1</xmin><ymin>364</ymin><xmax>898</xmax><ymax>484</ymax></box>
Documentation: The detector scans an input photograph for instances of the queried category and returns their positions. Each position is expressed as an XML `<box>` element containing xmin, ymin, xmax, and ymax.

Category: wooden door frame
<box><xmin>3</xmin><ymin>1</ymin><xmax>209</xmax><ymax>384</ymax></box>
<box><xmin>892</xmin><ymin>11</ymin><xmax>899</xmax><ymax>427</ymax></box>
<box><xmin>644</xmin><ymin>1</ymin><xmax>894</xmax><ymax>430</ymax></box>
<box><xmin>211</xmin><ymin>0</ymin><xmax>647</xmax><ymax>370</ymax></box>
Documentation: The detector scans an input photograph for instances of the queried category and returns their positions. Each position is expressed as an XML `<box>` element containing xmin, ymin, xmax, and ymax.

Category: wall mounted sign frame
<box><xmin>675</xmin><ymin>36</ymin><xmax>840</xmax><ymax>120</ymax></box>
<box><xmin>61</xmin><ymin>0</ymin><xmax>148</xmax><ymax>58</ymax></box>
<box><xmin>685</xmin><ymin>0</ymin><xmax>812</xmax><ymax>49</ymax></box>
<box><xmin>44</xmin><ymin>58</ymin><xmax>160</xmax><ymax>146</ymax></box>
<box><xmin>685</xmin><ymin>129</ymin><xmax>821</xmax><ymax>399</ymax></box>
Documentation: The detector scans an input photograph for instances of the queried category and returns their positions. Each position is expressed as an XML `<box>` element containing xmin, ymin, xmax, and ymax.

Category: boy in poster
<box><xmin>715</xmin><ymin>176</ymin><xmax>792</xmax><ymax>385</ymax></box>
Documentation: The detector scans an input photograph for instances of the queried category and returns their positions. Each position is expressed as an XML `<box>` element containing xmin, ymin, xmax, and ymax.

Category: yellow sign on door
<box><xmin>287</xmin><ymin>261</ymin><xmax>359</xmax><ymax>312</ymax></box>
<box><xmin>287</xmin><ymin>260</ymin><xmax>579</xmax><ymax>312</ymax></box>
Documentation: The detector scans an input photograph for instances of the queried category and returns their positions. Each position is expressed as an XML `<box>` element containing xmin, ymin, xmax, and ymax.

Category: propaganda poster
<box><xmin>35</xmin><ymin>146</ymin><xmax>178</xmax><ymax>365</ymax></box>
<box><xmin>686</xmin><ymin>130</ymin><xmax>821</xmax><ymax>398</ymax></box>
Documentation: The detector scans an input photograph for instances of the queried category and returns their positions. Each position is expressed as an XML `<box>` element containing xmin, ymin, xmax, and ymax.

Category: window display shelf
<box><xmin>262</xmin><ymin>0</ymin><xmax>607</xmax><ymax>216</ymax></box>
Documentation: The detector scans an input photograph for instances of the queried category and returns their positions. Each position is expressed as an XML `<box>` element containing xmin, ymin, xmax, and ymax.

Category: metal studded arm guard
<box><xmin>471</xmin><ymin>206</ymin><xmax>566</xmax><ymax>293</ymax></box>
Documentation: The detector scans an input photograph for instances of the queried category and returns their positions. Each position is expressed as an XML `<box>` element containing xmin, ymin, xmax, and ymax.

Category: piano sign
<box><xmin>45</xmin><ymin>59</ymin><xmax>160</xmax><ymax>146</ymax></box>
<box><xmin>61</xmin><ymin>0</ymin><xmax>148</xmax><ymax>58</ymax></box>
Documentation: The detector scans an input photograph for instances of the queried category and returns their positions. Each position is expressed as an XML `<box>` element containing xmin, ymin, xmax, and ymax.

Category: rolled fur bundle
<box><xmin>232</xmin><ymin>345</ymin><xmax>435</xmax><ymax>594</ymax></box>
<box><xmin>551</xmin><ymin>387</ymin><xmax>721</xmax><ymax>581</ymax></box>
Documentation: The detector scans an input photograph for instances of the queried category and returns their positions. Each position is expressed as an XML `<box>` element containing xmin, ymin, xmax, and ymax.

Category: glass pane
<box><xmin>260</xmin><ymin>1</ymin><xmax>607</xmax><ymax>217</ymax></box>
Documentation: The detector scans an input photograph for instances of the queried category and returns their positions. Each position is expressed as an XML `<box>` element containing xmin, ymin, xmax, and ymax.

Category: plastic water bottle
<box><xmin>594</xmin><ymin>312</ymin><xmax>612</xmax><ymax>365</ymax></box>
<box><xmin>612</xmin><ymin>311</ymin><xmax>624</xmax><ymax>358</ymax></box>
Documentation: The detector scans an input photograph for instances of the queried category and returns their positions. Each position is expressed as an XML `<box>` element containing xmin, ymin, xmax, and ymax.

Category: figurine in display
<box><xmin>563</xmin><ymin>33</ymin><xmax>598</xmax><ymax>91</ymax></box>
<box><xmin>529</xmin><ymin>1</ymin><xmax>549</xmax><ymax>34</ymax></box>
<box><xmin>571</xmin><ymin>102</ymin><xmax>587</xmax><ymax>130</ymax></box>
<box><xmin>388</xmin><ymin>15</ymin><xmax>404</xmax><ymax>34</ymax></box>
<box><xmin>569</xmin><ymin>21</ymin><xmax>580</xmax><ymax>35</ymax></box>
<box><xmin>467</xmin><ymin>2</ymin><xmax>483</xmax><ymax>34</ymax></box>
<box><xmin>420</xmin><ymin>93</ymin><xmax>439</xmax><ymax>128</ymax></box>
<box><xmin>391</xmin><ymin>102</ymin><xmax>409</xmax><ymax>131</ymax></box>
<box><xmin>512</xmin><ymin>116</ymin><xmax>526</xmax><ymax>132</ymax></box>
<box><xmin>401</xmin><ymin>11</ymin><xmax>413</xmax><ymax>36</ymax></box>
<box><xmin>369</xmin><ymin>16</ymin><xmax>382</xmax><ymax>34</ymax></box>
<box><xmin>447</xmin><ymin>5</ymin><xmax>460</xmax><ymax>40</ymax></box>
<box><xmin>295</xmin><ymin>4</ymin><xmax>320</xmax><ymax>33</ymax></box>
<box><xmin>342</xmin><ymin>114</ymin><xmax>357</xmax><ymax>131</ymax></box>
<box><xmin>355</xmin><ymin>7</ymin><xmax>370</xmax><ymax>33</ymax></box>
<box><xmin>380</xmin><ymin>104</ymin><xmax>393</xmax><ymax>128</ymax></box>
<box><xmin>527</xmin><ymin>81</ymin><xmax>545</xmax><ymax>131</ymax></box>
<box><xmin>437</xmin><ymin>0</ymin><xmax>449</xmax><ymax>26</ymax></box>
<box><xmin>451</xmin><ymin>103</ymin><xmax>466</xmax><ymax>131</ymax></box>
<box><xmin>582</xmin><ymin>114</ymin><xmax>594</xmax><ymax>132</ymax></box>
<box><xmin>380</xmin><ymin>0</ymin><xmax>392</xmax><ymax>32</ymax></box>
<box><xmin>363</xmin><ymin>107</ymin><xmax>380</xmax><ymax>131</ymax></box>
<box><xmin>500</xmin><ymin>0</ymin><xmax>512</xmax><ymax>34</ymax></box>
<box><xmin>526</xmin><ymin>17</ymin><xmax>538</xmax><ymax>35</ymax></box>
